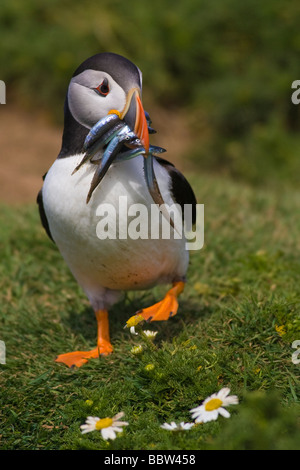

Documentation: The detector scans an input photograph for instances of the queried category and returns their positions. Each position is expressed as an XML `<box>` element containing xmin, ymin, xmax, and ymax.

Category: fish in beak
<box><xmin>77</xmin><ymin>88</ymin><xmax>175</xmax><ymax>229</ymax></box>
<box><xmin>122</xmin><ymin>90</ymin><xmax>175</xmax><ymax>229</ymax></box>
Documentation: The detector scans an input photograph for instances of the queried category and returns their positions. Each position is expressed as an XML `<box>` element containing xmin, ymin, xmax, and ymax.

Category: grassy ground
<box><xmin>0</xmin><ymin>171</ymin><xmax>299</xmax><ymax>450</ymax></box>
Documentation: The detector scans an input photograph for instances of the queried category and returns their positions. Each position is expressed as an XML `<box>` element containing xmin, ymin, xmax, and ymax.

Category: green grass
<box><xmin>0</xmin><ymin>172</ymin><xmax>299</xmax><ymax>450</ymax></box>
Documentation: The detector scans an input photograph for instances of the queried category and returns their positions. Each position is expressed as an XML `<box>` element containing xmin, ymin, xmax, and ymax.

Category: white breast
<box><xmin>42</xmin><ymin>154</ymin><xmax>189</xmax><ymax>309</ymax></box>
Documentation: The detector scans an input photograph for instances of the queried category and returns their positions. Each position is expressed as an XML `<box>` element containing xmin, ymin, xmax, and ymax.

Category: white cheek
<box><xmin>103</xmin><ymin>86</ymin><xmax>126</xmax><ymax>116</ymax></box>
<box><xmin>68</xmin><ymin>82</ymin><xmax>126</xmax><ymax>129</ymax></box>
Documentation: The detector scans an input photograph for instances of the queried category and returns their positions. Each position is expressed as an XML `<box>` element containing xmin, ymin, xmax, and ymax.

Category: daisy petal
<box><xmin>223</xmin><ymin>395</ymin><xmax>239</xmax><ymax>406</ymax></box>
<box><xmin>112</xmin><ymin>426</ymin><xmax>125</xmax><ymax>433</ymax></box>
<box><xmin>80</xmin><ymin>427</ymin><xmax>93</xmax><ymax>434</ymax></box>
<box><xmin>180</xmin><ymin>422</ymin><xmax>194</xmax><ymax>430</ymax></box>
<box><xmin>130</xmin><ymin>326</ymin><xmax>138</xmax><ymax>335</ymax></box>
<box><xmin>190</xmin><ymin>405</ymin><xmax>202</xmax><ymax>413</ymax></box>
<box><xmin>86</xmin><ymin>416</ymin><xmax>100</xmax><ymax>424</ymax></box>
<box><xmin>218</xmin><ymin>387</ymin><xmax>231</xmax><ymax>399</ymax></box>
<box><xmin>196</xmin><ymin>409</ymin><xmax>219</xmax><ymax>423</ymax></box>
<box><xmin>113</xmin><ymin>412</ymin><xmax>125</xmax><ymax>421</ymax></box>
<box><xmin>160</xmin><ymin>423</ymin><xmax>174</xmax><ymax>430</ymax></box>
<box><xmin>218</xmin><ymin>407</ymin><xmax>231</xmax><ymax>418</ymax></box>
<box><xmin>114</xmin><ymin>421</ymin><xmax>129</xmax><ymax>427</ymax></box>
<box><xmin>101</xmin><ymin>427</ymin><xmax>117</xmax><ymax>440</ymax></box>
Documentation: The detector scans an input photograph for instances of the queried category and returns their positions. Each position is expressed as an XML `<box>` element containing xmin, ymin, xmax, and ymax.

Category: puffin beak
<box><xmin>122</xmin><ymin>88</ymin><xmax>149</xmax><ymax>153</ymax></box>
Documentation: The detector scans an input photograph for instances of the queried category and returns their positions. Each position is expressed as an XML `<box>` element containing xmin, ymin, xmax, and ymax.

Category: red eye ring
<box><xmin>94</xmin><ymin>78</ymin><xmax>109</xmax><ymax>96</ymax></box>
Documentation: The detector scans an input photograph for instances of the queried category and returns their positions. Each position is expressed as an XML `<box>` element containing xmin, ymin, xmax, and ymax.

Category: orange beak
<box><xmin>134</xmin><ymin>93</ymin><xmax>149</xmax><ymax>154</ymax></box>
<box><xmin>122</xmin><ymin>88</ymin><xmax>149</xmax><ymax>154</ymax></box>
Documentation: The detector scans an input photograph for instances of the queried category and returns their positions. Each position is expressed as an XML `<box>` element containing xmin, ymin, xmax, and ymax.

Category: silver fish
<box><xmin>115</xmin><ymin>145</ymin><xmax>166</xmax><ymax>162</ymax></box>
<box><xmin>72</xmin><ymin>122</ymin><xmax>126</xmax><ymax>174</ymax></box>
<box><xmin>144</xmin><ymin>153</ymin><xmax>175</xmax><ymax>230</ymax></box>
<box><xmin>75</xmin><ymin>113</ymin><xmax>174</xmax><ymax>230</ymax></box>
<box><xmin>83</xmin><ymin>113</ymin><xmax>121</xmax><ymax>150</ymax></box>
<box><xmin>86</xmin><ymin>126</ymin><xmax>137</xmax><ymax>203</ymax></box>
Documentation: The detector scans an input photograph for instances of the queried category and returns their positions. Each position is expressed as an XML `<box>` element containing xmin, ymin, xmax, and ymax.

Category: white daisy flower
<box><xmin>143</xmin><ymin>330</ymin><xmax>158</xmax><ymax>339</ymax></box>
<box><xmin>190</xmin><ymin>387</ymin><xmax>239</xmax><ymax>423</ymax></box>
<box><xmin>80</xmin><ymin>412</ymin><xmax>128</xmax><ymax>439</ymax></box>
<box><xmin>160</xmin><ymin>421</ymin><xmax>194</xmax><ymax>431</ymax></box>
<box><xmin>130</xmin><ymin>327</ymin><xmax>158</xmax><ymax>340</ymax></box>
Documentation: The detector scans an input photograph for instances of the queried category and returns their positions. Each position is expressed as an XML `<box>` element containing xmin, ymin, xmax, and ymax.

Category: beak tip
<box><xmin>134</xmin><ymin>93</ymin><xmax>150</xmax><ymax>155</ymax></box>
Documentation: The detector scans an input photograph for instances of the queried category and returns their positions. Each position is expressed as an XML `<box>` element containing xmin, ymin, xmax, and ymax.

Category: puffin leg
<box><xmin>126</xmin><ymin>281</ymin><xmax>185</xmax><ymax>327</ymax></box>
<box><xmin>55</xmin><ymin>309</ymin><xmax>113</xmax><ymax>368</ymax></box>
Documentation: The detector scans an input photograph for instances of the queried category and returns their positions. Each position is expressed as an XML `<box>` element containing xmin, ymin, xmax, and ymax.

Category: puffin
<box><xmin>37</xmin><ymin>52</ymin><xmax>196</xmax><ymax>367</ymax></box>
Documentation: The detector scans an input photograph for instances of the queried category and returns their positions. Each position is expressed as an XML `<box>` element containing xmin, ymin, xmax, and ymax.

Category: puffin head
<box><xmin>60</xmin><ymin>52</ymin><xmax>173</xmax><ymax>226</ymax></box>
<box><xmin>66</xmin><ymin>52</ymin><xmax>149</xmax><ymax>153</ymax></box>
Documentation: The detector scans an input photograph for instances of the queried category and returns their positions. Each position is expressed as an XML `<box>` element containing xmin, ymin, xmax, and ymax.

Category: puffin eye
<box><xmin>94</xmin><ymin>78</ymin><xmax>110</xmax><ymax>96</ymax></box>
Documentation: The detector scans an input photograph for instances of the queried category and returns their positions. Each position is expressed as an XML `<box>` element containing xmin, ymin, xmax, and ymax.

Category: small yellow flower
<box><xmin>144</xmin><ymin>363</ymin><xmax>155</xmax><ymax>372</ymax></box>
<box><xmin>275</xmin><ymin>324</ymin><xmax>286</xmax><ymax>337</ymax></box>
<box><xmin>126</xmin><ymin>314</ymin><xmax>144</xmax><ymax>328</ymax></box>
<box><xmin>85</xmin><ymin>400</ymin><xmax>93</xmax><ymax>407</ymax></box>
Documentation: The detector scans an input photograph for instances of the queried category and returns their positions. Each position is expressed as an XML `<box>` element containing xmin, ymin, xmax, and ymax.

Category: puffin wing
<box><xmin>155</xmin><ymin>156</ymin><xmax>197</xmax><ymax>226</ymax></box>
<box><xmin>37</xmin><ymin>174</ymin><xmax>54</xmax><ymax>243</ymax></box>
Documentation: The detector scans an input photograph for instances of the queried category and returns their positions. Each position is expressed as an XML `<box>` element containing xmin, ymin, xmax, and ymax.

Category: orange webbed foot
<box><xmin>55</xmin><ymin>309</ymin><xmax>113</xmax><ymax>368</ymax></box>
<box><xmin>125</xmin><ymin>281</ymin><xmax>185</xmax><ymax>328</ymax></box>
<box><xmin>55</xmin><ymin>341</ymin><xmax>113</xmax><ymax>368</ymax></box>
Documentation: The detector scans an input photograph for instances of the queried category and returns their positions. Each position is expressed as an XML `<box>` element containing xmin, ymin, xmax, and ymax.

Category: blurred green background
<box><xmin>1</xmin><ymin>0</ymin><xmax>300</xmax><ymax>187</ymax></box>
<box><xmin>1</xmin><ymin>1</ymin><xmax>300</xmax><ymax>450</ymax></box>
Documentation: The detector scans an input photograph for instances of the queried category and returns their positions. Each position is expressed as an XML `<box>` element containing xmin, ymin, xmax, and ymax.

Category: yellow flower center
<box><xmin>205</xmin><ymin>398</ymin><xmax>223</xmax><ymax>411</ymax></box>
<box><xmin>95</xmin><ymin>417</ymin><xmax>113</xmax><ymax>430</ymax></box>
